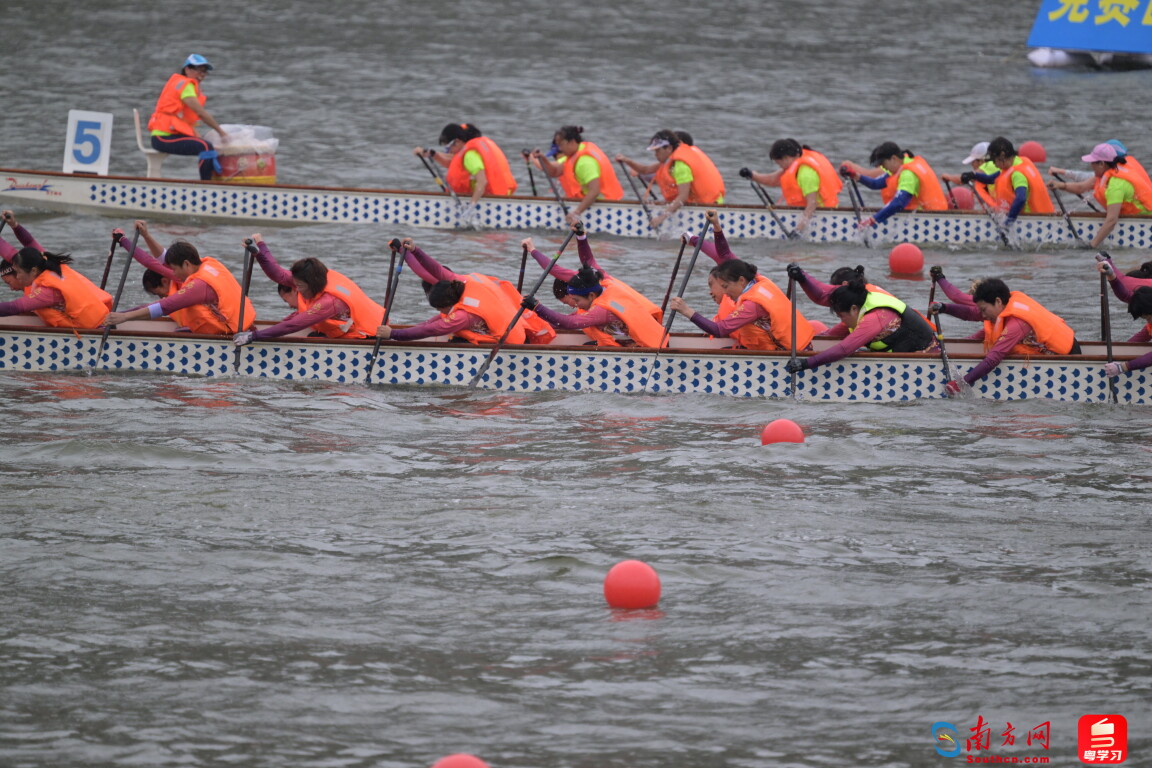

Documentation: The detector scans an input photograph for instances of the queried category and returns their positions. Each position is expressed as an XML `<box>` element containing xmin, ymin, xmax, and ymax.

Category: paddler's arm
<box><xmin>181</xmin><ymin>96</ymin><xmax>226</xmax><ymax>138</ymax></box>
<box><xmin>568</xmin><ymin>177</ymin><xmax>600</xmax><ymax>225</ymax></box>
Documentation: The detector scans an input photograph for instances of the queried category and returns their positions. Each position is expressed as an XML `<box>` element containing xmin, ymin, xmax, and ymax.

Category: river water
<box><xmin>2</xmin><ymin>1</ymin><xmax>1150</xmax><ymax>767</ymax></box>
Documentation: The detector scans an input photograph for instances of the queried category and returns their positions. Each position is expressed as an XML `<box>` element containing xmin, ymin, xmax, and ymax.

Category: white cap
<box><xmin>962</xmin><ymin>142</ymin><xmax>989</xmax><ymax>165</ymax></box>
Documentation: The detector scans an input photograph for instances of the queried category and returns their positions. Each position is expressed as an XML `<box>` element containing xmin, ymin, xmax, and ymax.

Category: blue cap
<box><xmin>545</xmin><ymin>142</ymin><xmax>560</xmax><ymax>159</ymax></box>
<box><xmin>1106</xmin><ymin>139</ymin><xmax>1128</xmax><ymax>157</ymax></box>
<box><xmin>183</xmin><ymin>53</ymin><xmax>213</xmax><ymax>71</ymax></box>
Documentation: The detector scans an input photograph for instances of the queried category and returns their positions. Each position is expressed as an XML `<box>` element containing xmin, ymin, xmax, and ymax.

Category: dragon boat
<box><xmin>0</xmin><ymin>317</ymin><xmax>1145</xmax><ymax>403</ymax></box>
<box><xmin>3</xmin><ymin>167</ymin><xmax>1151</xmax><ymax>248</ymax></box>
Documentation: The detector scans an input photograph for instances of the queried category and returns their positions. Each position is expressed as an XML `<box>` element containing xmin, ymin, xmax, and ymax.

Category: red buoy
<box><xmin>948</xmin><ymin>185</ymin><xmax>975</xmax><ymax>210</ymax></box>
<box><xmin>431</xmin><ymin>755</ymin><xmax>489</xmax><ymax>768</ymax></box>
<box><xmin>604</xmin><ymin>560</ymin><xmax>661</xmax><ymax>609</ymax></box>
<box><xmin>888</xmin><ymin>242</ymin><xmax>924</xmax><ymax>274</ymax></box>
<box><xmin>760</xmin><ymin>418</ymin><xmax>805</xmax><ymax>444</ymax></box>
<box><xmin>1019</xmin><ymin>140</ymin><xmax>1047</xmax><ymax>163</ymax></box>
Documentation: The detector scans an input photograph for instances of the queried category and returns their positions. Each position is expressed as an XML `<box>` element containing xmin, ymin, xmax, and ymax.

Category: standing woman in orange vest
<box><xmin>413</xmin><ymin>123</ymin><xmax>518</xmax><ymax>206</ymax></box>
<box><xmin>147</xmin><ymin>54</ymin><xmax>228</xmax><ymax>180</ymax></box>
<box><xmin>960</xmin><ymin>137</ymin><xmax>1053</xmax><ymax>229</ymax></box>
<box><xmin>532</xmin><ymin>126</ymin><xmax>624</xmax><ymax>226</ymax></box>
<box><xmin>0</xmin><ymin>248</ymin><xmax>110</xmax><ymax>329</ymax></box>
<box><xmin>105</xmin><ymin>242</ymin><xmax>254</xmax><ymax>333</ymax></box>
<box><xmin>232</xmin><ymin>234</ymin><xmax>384</xmax><ymax>346</ymax></box>
<box><xmin>840</xmin><ymin>142</ymin><xmax>948</xmax><ymax>230</ymax></box>
<box><xmin>614</xmin><ymin>129</ymin><xmax>726</xmax><ymax>228</ymax></box>
<box><xmin>738</xmin><ymin>138</ymin><xmax>842</xmax><ymax>235</ymax></box>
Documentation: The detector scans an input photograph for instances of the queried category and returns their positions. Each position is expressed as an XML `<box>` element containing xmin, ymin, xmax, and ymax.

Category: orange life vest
<box><xmin>652</xmin><ymin>145</ymin><xmax>726</xmax><ymax>204</ymax></box>
<box><xmin>559</xmin><ymin>142</ymin><xmax>624</xmax><ymax>201</ymax></box>
<box><xmin>147</xmin><ymin>73</ymin><xmax>205</xmax><ymax>137</ymax></box>
<box><xmin>984</xmin><ymin>291</ymin><xmax>1074</xmax><ymax>355</ymax></box>
<box><xmin>297</xmin><ymin>270</ymin><xmax>385</xmax><ymax>338</ymax></box>
<box><xmin>487</xmin><ymin>274</ymin><xmax>556</xmax><ymax>345</ymax></box>
<box><xmin>28</xmin><ymin>269</ymin><xmax>110</xmax><ymax>329</ymax></box>
<box><xmin>444</xmin><ymin>137</ymin><xmax>519</xmax><ymax>197</ymax></box>
<box><xmin>992</xmin><ymin>156</ymin><xmax>1054</xmax><ymax>214</ymax></box>
<box><xmin>1093</xmin><ymin>163</ymin><xmax>1152</xmax><ymax>215</ymax></box>
<box><xmin>880</xmin><ymin>156</ymin><xmax>949</xmax><ymax>211</ymax></box>
<box><xmin>581</xmin><ymin>281</ymin><xmax>667</xmax><ymax>348</ymax></box>
<box><xmin>60</xmin><ymin>265</ymin><xmax>113</xmax><ymax>310</ymax></box>
<box><xmin>603</xmin><ymin>276</ymin><xmax>662</xmax><ymax>322</ymax></box>
<box><xmin>727</xmin><ymin>278</ymin><xmax>815</xmax><ymax>351</ymax></box>
<box><xmin>181</xmin><ymin>257</ymin><xmax>255</xmax><ymax>334</ymax></box>
<box><xmin>444</xmin><ymin>273</ymin><xmax>526</xmax><ymax>345</ymax></box>
<box><xmin>163</xmin><ymin>279</ymin><xmax>196</xmax><ymax>329</ymax></box>
<box><xmin>779</xmin><ymin>149</ymin><xmax>842</xmax><ymax>208</ymax></box>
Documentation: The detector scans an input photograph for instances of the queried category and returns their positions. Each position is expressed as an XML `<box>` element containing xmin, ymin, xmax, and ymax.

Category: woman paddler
<box><xmin>0</xmin><ymin>248</ymin><xmax>110</xmax><ymax>329</ymax></box>
<box><xmin>614</xmin><ymin>129</ymin><xmax>726</xmax><ymax>228</ymax></box>
<box><xmin>939</xmin><ymin>278</ymin><xmax>1078</xmax><ymax>397</ymax></box>
<box><xmin>531</xmin><ymin>125</ymin><xmax>624</xmax><ymax>225</ymax></box>
<box><xmin>1050</xmin><ymin>143</ymin><xmax>1152</xmax><ymax>249</ymax></box>
<box><xmin>737</xmin><ymin>138</ymin><xmax>842</xmax><ymax>235</ymax></box>
<box><xmin>1</xmin><ymin>210</ymin><xmax>113</xmax><ymax>310</ymax></box>
<box><xmin>784</xmin><ymin>277</ymin><xmax>937</xmax><ymax>376</ymax></box>
<box><xmin>960</xmin><ymin>137</ymin><xmax>1053</xmax><ymax>228</ymax></box>
<box><xmin>375</xmin><ymin>238</ymin><xmax>553</xmax><ymax>345</ymax></box>
<box><xmin>1103</xmin><ymin>287</ymin><xmax>1152</xmax><ymax>379</ymax></box>
<box><xmin>668</xmin><ymin>258</ymin><xmax>815</xmax><ymax>352</ymax></box>
<box><xmin>1097</xmin><ymin>255</ymin><xmax>1152</xmax><ymax>339</ymax></box>
<box><xmin>840</xmin><ymin>142</ymin><xmax>948</xmax><ymax>230</ymax></box>
<box><xmin>521</xmin><ymin>265</ymin><xmax>667</xmax><ymax>348</ymax></box>
<box><xmin>232</xmin><ymin>234</ymin><xmax>384</xmax><ymax>347</ymax></box>
<box><xmin>522</xmin><ymin>222</ymin><xmax>661</xmax><ymax>322</ymax></box>
<box><xmin>413</xmin><ymin>123</ymin><xmax>518</xmax><ymax>209</ymax></box>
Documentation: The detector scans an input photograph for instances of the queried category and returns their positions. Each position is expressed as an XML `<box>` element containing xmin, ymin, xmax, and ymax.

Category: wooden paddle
<box><xmin>639</xmin><ymin>216</ymin><xmax>712</xmax><ymax>392</ymax></box>
<box><xmin>232</xmin><ymin>239</ymin><xmax>257</xmax><ymax>372</ymax></box>
<box><xmin>660</xmin><ymin>237</ymin><xmax>688</xmax><ymax>317</ymax></box>
<box><xmin>1051</xmin><ymin>186</ymin><xmax>1088</xmax><ymax>246</ymax></box>
<box><xmin>98</xmin><ymin>231</ymin><xmax>119</xmax><ymax>291</ymax></box>
<box><xmin>930</xmin><ymin>309</ymin><xmax>955</xmax><ymax>386</ymax></box>
<box><xmin>787</xmin><ymin>276</ymin><xmax>799</xmax><ymax>400</ymax></box>
<box><xmin>89</xmin><ymin>225</ymin><xmax>141</xmax><ymax>373</ymax></box>
<box><xmin>521</xmin><ymin>149</ymin><xmax>539</xmax><ymax>196</ymax></box>
<box><xmin>516</xmin><ymin>244</ymin><xmax>528</xmax><ymax>294</ymax></box>
<box><xmin>966</xmin><ymin>181</ymin><xmax>1016</xmax><ymax>250</ymax></box>
<box><xmin>747</xmin><ymin>180</ymin><xmax>798</xmax><ymax>240</ymax></box>
<box><xmin>1051</xmin><ymin>171</ymin><xmax>1103</xmax><ymax>213</ymax></box>
<box><xmin>363</xmin><ymin>239</ymin><xmax>404</xmax><ymax>385</ymax></box>
<box><xmin>418</xmin><ymin>152</ymin><xmax>472</xmax><ymax>228</ymax></box>
<box><xmin>843</xmin><ymin>173</ymin><xmax>873</xmax><ymax>249</ymax></box>
<box><xmin>617</xmin><ymin>158</ymin><xmax>656</xmax><ymax>228</ymax></box>
<box><xmin>468</xmin><ymin>228</ymin><xmax>579</xmax><ymax>389</ymax></box>
<box><xmin>1100</xmin><ymin>269</ymin><xmax>1118</xmax><ymax>404</ymax></box>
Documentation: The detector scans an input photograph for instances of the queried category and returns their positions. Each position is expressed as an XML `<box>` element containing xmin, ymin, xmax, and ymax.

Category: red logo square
<box><xmin>1078</xmin><ymin>715</ymin><xmax>1127</xmax><ymax>764</ymax></box>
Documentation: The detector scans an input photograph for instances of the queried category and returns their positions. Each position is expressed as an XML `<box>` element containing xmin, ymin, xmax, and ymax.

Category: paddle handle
<box><xmin>99</xmin><ymin>231</ymin><xmax>118</xmax><ymax>291</ymax></box>
<box><xmin>522</xmin><ymin>150</ymin><xmax>539</xmax><ymax>197</ymax></box>
<box><xmin>1100</xmin><ymin>271</ymin><xmax>1119</xmax><ymax>404</ymax></box>
<box><xmin>90</xmin><ymin>226</ymin><xmax>142</xmax><ymax>371</ymax></box>
<box><xmin>660</xmin><ymin>238</ymin><xmax>687</xmax><ymax>317</ymax></box>
<box><xmin>617</xmin><ymin>158</ymin><xmax>654</xmax><ymax>225</ymax></box>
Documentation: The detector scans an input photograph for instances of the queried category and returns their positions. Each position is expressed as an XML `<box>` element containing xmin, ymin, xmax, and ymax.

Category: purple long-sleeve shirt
<box><xmin>389</xmin><ymin>311</ymin><xmax>474</xmax><ymax>341</ymax></box>
<box><xmin>963</xmin><ymin>317</ymin><xmax>1034</xmax><ymax>385</ymax></box>
<box><xmin>0</xmin><ymin>286</ymin><xmax>61</xmax><ymax>316</ymax></box>
<box><xmin>247</xmin><ymin>242</ymin><xmax>351</xmax><ymax>339</ymax></box>
<box><xmin>0</xmin><ymin>224</ymin><xmax>44</xmax><ymax>261</ymax></box>
<box><xmin>404</xmin><ymin>247</ymin><xmax>459</xmax><ymax>284</ymax></box>
<box><xmin>533</xmin><ymin>302</ymin><xmax>615</xmax><ymax>331</ymax></box>
<box><xmin>686</xmin><ymin>228</ymin><xmax>738</xmax><ymax>266</ymax></box>
<box><xmin>805</xmin><ymin>308</ymin><xmax>908</xmax><ymax>369</ymax></box>
<box><xmin>119</xmin><ymin>235</ymin><xmax>175</xmax><ymax>280</ymax></box>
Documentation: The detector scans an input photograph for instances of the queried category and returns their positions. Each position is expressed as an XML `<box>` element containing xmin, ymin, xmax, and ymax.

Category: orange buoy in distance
<box><xmin>431</xmin><ymin>755</ymin><xmax>490</xmax><ymax>768</ymax></box>
<box><xmin>760</xmin><ymin>418</ymin><xmax>805</xmax><ymax>444</ymax></box>
<box><xmin>889</xmin><ymin>242</ymin><xmax>924</xmax><ymax>274</ymax></box>
<box><xmin>1019</xmin><ymin>140</ymin><xmax>1046</xmax><ymax>163</ymax></box>
<box><xmin>603</xmin><ymin>560</ymin><xmax>661</xmax><ymax>609</ymax></box>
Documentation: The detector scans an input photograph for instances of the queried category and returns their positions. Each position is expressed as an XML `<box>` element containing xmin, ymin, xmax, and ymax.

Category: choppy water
<box><xmin>2</xmin><ymin>1</ymin><xmax>1151</xmax><ymax>767</ymax></box>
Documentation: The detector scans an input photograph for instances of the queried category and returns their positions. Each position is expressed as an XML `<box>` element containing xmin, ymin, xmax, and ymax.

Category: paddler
<box><xmin>940</xmin><ymin>141</ymin><xmax>997</xmax><ymax>206</ymax></box>
<box><xmin>737</xmin><ymin>138</ymin><xmax>842</xmax><ymax>235</ymax></box>
<box><xmin>147</xmin><ymin>54</ymin><xmax>228</xmax><ymax>180</ymax></box>
<box><xmin>375</xmin><ymin>238</ymin><xmax>553</xmax><ymax>345</ymax></box>
<box><xmin>233</xmin><ymin>234</ymin><xmax>384</xmax><ymax>346</ymax></box>
<box><xmin>784</xmin><ymin>277</ymin><xmax>937</xmax><ymax>375</ymax></box>
<box><xmin>614</xmin><ymin>129</ymin><xmax>726</xmax><ymax>228</ymax></box>
<box><xmin>1102</xmin><ymin>287</ymin><xmax>1152</xmax><ymax>379</ymax></box>
<box><xmin>531</xmin><ymin>125</ymin><xmax>624</xmax><ymax>225</ymax></box>
<box><xmin>668</xmin><ymin>258</ymin><xmax>815</xmax><ymax>352</ymax></box>
<box><xmin>940</xmin><ymin>278</ymin><xmax>1078</xmax><ymax>397</ymax></box>
<box><xmin>104</xmin><ymin>241</ymin><xmax>254</xmax><ymax>333</ymax></box>
<box><xmin>0</xmin><ymin>248</ymin><xmax>110</xmax><ymax>329</ymax></box>
<box><xmin>521</xmin><ymin>265</ymin><xmax>667</xmax><ymax>348</ymax></box>
<box><xmin>839</xmin><ymin>142</ymin><xmax>949</xmax><ymax>230</ymax></box>
<box><xmin>1050</xmin><ymin>143</ymin><xmax>1152</xmax><ymax>249</ymax></box>
<box><xmin>960</xmin><ymin>137</ymin><xmax>1053</xmax><ymax>229</ymax></box>
<box><xmin>1</xmin><ymin>210</ymin><xmax>113</xmax><ymax>309</ymax></box>
<box><xmin>413</xmin><ymin>123</ymin><xmax>518</xmax><ymax>219</ymax></box>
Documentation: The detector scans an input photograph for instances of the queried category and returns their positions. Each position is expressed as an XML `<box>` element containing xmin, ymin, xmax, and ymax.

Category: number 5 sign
<box><xmin>63</xmin><ymin>110</ymin><xmax>113</xmax><ymax>175</ymax></box>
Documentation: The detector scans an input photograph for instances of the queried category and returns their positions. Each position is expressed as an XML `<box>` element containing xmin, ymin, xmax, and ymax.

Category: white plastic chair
<box><xmin>133</xmin><ymin>108</ymin><xmax>166</xmax><ymax>178</ymax></box>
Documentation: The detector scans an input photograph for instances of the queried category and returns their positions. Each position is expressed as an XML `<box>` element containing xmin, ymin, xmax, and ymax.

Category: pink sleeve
<box><xmin>800</xmin><ymin>274</ymin><xmax>836</xmax><ymax>306</ymax></box>
<box><xmin>255</xmin><ymin>242</ymin><xmax>293</xmax><ymax>287</ymax></box>
<box><xmin>0</xmin><ymin>236</ymin><xmax>16</xmax><ymax>262</ymax></box>
<box><xmin>0</xmin><ymin>285</ymin><xmax>61</xmax><ymax>315</ymax></box>
<box><xmin>406</xmin><ymin>247</ymin><xmax>458</xmax><ymax>283</ymax></box>
<box><xmin>254</xmin><ymin>294</ymin><xmax>346</xmax><ymax>339</ymax></box>
<box><xmin>530</xmin><ymin>249</ymin><xmax>577</xmax><ymax>282</ymax></box>
<box><xmin>14</xmin><ymin>225</ymin><xmax>44</xmax><ymax>253</ymax></box>
<box><xmin>1128</xmin><ymin>326</ymin><xmax>1152</xmax><ymax>343</ymax></box>
<box><xmin>389</xmin><ymin>310</ymin><xmax>472</xmax><ymax>340</ymax></box>
<box><xmin>937</xmin><ymin>277</ymin><xmax>975</xmax><ymax>306</ymax></box>
<box><xmin>806</xmin><ymin>308</ymin><xmax>897</xmax><ymax>368</ymax></box>
<box><xmin>120</xmin><ymin>235</ymin><xmax>174</xmax><ymax>280</ymax></box>
<box><xmin>711</xmin><ymin>301</ymin><xmax>768</xmax><ymax>336</ymax></box>
<box><xmin>159</xmin><ymin>278</ymin><xmax>215</xmax><ymax>314</ymax></box>
<box><xmin>963</xmin><ymin>316</ymin><xmax>1030</xmax><ymax>384</ymax></box>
